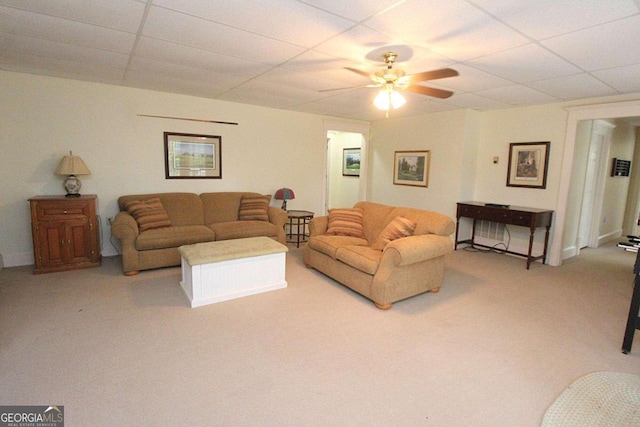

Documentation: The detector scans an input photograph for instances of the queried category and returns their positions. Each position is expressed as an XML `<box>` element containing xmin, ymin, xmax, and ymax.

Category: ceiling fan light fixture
<box><xmin>374</xmin><ymin>88</ymin><xmax>406</xmax><ymax>111</ymax></box>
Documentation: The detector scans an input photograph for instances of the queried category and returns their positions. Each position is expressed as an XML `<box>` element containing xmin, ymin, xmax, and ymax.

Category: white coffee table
<box><xmin>178</xmin><ymin>237</ymin><xmax>288</xmax><ymax>308</ymax></box>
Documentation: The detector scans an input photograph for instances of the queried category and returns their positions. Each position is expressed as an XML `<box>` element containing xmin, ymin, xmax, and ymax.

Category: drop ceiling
<box><xmin>1</xmin><ymin>0</ymin><xmax>640</xmax><ymax>121</ymax></box>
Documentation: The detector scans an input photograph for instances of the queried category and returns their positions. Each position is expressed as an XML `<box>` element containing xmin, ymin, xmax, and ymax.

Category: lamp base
<box><xmin>281</xmin><ymin>200</ymin><xmax>287</xmax><ymax>210</ymax></box>
<box><xmin>63</xmin><ymin>175</ymin><xmax>82</xmax><ymax>197</ymax></box>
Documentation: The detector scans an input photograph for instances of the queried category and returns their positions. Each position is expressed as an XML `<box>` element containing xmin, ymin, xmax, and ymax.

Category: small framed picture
<box><xmin>393</xmin><ymin>150</ymin><xmax>430</xmax><ymax>187</ymax></box>
<box><xmin>342</xmin><ymin>148</ymin><xmax>361</xmax><ymax>176</ymax></box>
<box><xmin>506</xmin><ymin>142</ymin><xmax>550</xmax><ymax>189</ymax></box>
<box><xmin>164</xmin><ymin>132</ymin><xmax>222</xmax><ymax>179</ymax></box>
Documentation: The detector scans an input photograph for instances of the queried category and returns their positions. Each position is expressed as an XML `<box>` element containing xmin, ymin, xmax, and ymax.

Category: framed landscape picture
<box><xmin>342</xmin><ymin>148</ymin><xmax>361</xmax><ymax>176</ymax></box>
<box><xmin>393</xmin><ymin>150</ymin><xmax>430</xmax><ymax>187</ymax></box>
<box><xmin>164</xmin><ymin>132</ymin><xmax>222</xmax><ymax>179</ymax></box>
<box><xmin>506</xmin><ymin>141</ymin><xmax>550</xmax><ymax>189</ymax></box>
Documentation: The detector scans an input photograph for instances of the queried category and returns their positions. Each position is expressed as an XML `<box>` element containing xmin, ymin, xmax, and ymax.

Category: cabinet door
<box><xmin>36</xmin><ymin>220</ymin><xmax>68</xmax><ymax>269</ymax></box>
<box><xmin>66</xmin><ymin>217</ymin><xmax>95</xmax><ymax>264</ymax></box>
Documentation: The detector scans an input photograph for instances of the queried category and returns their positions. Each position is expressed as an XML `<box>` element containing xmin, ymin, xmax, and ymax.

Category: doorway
<box><xmin>322</xmin><ymin>121</ymin><xmax>369</xmax><ymax>215</ymax></box>
<box><xmin>552</xmin><ymin>100</ymin><xmax>640</xmax><ymax>266</ymax></box>
<box><xmin>576</xmin><ymin>120</ymin><xmax>615</xmax><ymax>252</ymax></box>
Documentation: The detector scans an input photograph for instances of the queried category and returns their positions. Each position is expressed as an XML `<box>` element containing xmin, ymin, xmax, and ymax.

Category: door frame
<box><xmin>322</xmin><ymin>120</ymin><xmax>370</xmax><ymax>216</ymax></box>
<box><xmin>551</xmin><ymin>99</ymin><xmax>640</xmax><ymax>266</ymax></box>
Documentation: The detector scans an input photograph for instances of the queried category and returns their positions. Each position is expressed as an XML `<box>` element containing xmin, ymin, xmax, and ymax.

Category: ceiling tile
<box><xmin>541</xmin><ymin>15</ymin><xmax>640</xmax><ymax>71</ymax></box>
<box><xmin>0</xmin><ymin>5</ymin><xmax>136</xmax><ymax>53</ymax></box>
<box><xmin>153</xmin><ymin>0</ymin><xmax>354</xmax><ymax>48</ymax></box>
<box><xmin>528</xmin><ymin>73</ymin><xmax>617</xmax><ymax>100</ymax></box>
<box><xmin>593</xmin><ymin>64</ymin><xmax>640</xmax><ymax>93</ymax></box>
<box><xmin>125</xmin><ymin>57</ymin><xmax>246</xmax><ymax>92</ymax></box>
<box><xmin>299</xmin><ymin>0</ymin><xmax>404</xmax><ymax>22</ymax></box>
<box><xmin>468</xmin><ymin>43</ymin><xmax>581</xmax><ymax>82</ymax></box>
<box><xmin>143</xmin><ymin>6</ymin><xmax>305</xmax><ymax>64</ymax></box>
<box><xmin>0</xmin><ymin>0</ymin><xmax>147</xmax><ymax>33</ymax></box>
<box><xmin>475</xmin><ymin>85</ymin><xmax>558</xmax><ymax>105</ymax></box>
<box><xmin>442</xmin><ymin>92</ymin><xmax>512</xmax><ymax>110</ymax></box>
<box><xmin>0</xmin><ymin>33</ymin><xmax>130</xmax><ymax>70</ymax></box>
<box><xmin>364</xmin><ymin>0</ymin><xmax>530</xmax><ymax>61</ymax></box>
<box><xmin>0</xmin><ymin>50</ymin><xmax>125</xmax><ymax>83</ymax></box>
<box><xmin>469</xmin><ymin>0</ymin><xmax>640</xmax><ymax>40</ymax></box>
<box><xmin>134</xmin><ymin>37</ymin><xmax>273</xmax><ymax>79</ymax></box>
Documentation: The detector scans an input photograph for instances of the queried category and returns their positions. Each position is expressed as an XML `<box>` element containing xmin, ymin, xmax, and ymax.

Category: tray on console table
<box><xmin>455</xmin><ymin>201</ymin><xmax>553</xmax><ymax>269</ymax></box>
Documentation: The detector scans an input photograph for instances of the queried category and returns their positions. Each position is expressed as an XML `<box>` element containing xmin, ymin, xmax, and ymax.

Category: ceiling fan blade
<box><xmin>406</xmin><ymin>85</ymin><xmax>454</xmax><ymax>99</ymax></box>
<box><xmin>408</xmin><ymin>68</ymin><xmax>459</xmax><ymax>83</ymax></box>
<box><xmin>344</xmin><ymin>67</ymin><xmax>372</xmax><ymax>78</ymax></box>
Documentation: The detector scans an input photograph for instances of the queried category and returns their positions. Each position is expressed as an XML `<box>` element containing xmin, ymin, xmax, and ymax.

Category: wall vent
<box><xmin>476</xmin><ymin>220</ymin><xmax>505</xmax><ymax>241</ymax></box>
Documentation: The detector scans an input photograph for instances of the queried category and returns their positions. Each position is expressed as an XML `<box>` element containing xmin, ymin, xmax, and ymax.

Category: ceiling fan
<box><xmin>321</xmin><ymin>52</ymin><xmax>459</xmax><ymax>115</ymax></box>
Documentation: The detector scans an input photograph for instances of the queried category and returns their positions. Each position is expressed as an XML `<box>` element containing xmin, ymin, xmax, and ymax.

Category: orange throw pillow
<box><xmin>372</xmin><ymin>216</ymin><xmax>416</xmax><ymax>250</ymax></box>
<box><xmin>123</xmin><ymin>197</ymin><xmax>172</xmax><ymax>232</ymax></box>
<box><xmin>238</xmin><ymin>195</ymin><xmax>270</xmax><ymax>221</ymax></box>
<box><xmin>326</xmin><ymin>208</ymin><xmax>364</xmax><ymax>238</ymax></box>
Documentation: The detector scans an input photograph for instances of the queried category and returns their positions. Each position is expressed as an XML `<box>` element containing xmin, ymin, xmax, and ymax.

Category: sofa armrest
<box><xmin>308</xmin><ymin>216</ymin><xmax>328</xmax><ymax>237</ymax></box>
<box><xmin>110</xmin><ymin>211</ymin><xmax>139</xmax><ymax>242</ymax></box>
<box><xmin>381</xmin><ymin>234</ymin><xmax>453</xmax><ymax>267</ymax></box>
<box><xmin>268</xmin><ymin>206</ymin><xmax>288</xmax><ymax>228</ymax></box>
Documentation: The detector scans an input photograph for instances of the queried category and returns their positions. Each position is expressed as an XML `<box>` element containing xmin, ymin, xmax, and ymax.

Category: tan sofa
<box><xmin>303</xmin><ymin>201</ymin><xmax>455</xmax><ymax>310</ymax></box>
<box><xmin>111</xmin><ymin>192</ymin><xmax>287</xmax><ymax>275</ymax></box>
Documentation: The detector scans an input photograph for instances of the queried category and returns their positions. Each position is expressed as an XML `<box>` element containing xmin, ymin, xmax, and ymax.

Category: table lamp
<box><xmin>54</xmin><ymin>151</ymin><xmax>91</xmax><ymax>197</ymax></box>
<box><xmin>274</xmin><ymin>188</ymin><xmax>295</xmax><ymax>210</ymax></box>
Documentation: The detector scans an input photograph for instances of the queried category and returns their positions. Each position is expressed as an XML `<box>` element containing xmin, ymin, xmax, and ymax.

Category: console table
<box><xmin>455</xmin><ymin>202</ymin><xmax>553</xmax><ymax>269</ymax></box>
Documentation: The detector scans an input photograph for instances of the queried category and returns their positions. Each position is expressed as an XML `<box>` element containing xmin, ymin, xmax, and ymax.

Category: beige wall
<box><xmin>0</xmin><ymin>71</ymin><xmax>333</xmax><ymax>264</ymax></box>
<box><xmin>2</xmin><ymin>70</ymin><xmax>640</xmax><ymax>267</ymax></box>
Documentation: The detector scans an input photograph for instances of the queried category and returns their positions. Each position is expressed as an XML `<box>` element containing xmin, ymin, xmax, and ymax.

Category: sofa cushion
<box><xmin>326</xmin><ymin>208</ymin><xmax>364</xmax><ymax>238</ymax></box>
<box><xmin>119</xmin><ymin>193</ymin><xmax>205</xmax><ymax>226</ymax></box>
<box><xmin>209</xmin><ymin>220</ymin><xmax>279</xmax><ymax>241</ymax></box>
<box><xmin>388</xmin><ymin>207</ymin><xmax>455</xmax><ymax>236</ymax></box>
<box><xmin>307</xmin><ymin>235</ymin><xmax>368</xmax><ymax>259</ymax></box>
<box><xmin>135</xmin><ymin>225</ymin><xmax>215</xmax><ymax>250</ymax></box>
<box><xmin>123</xmin><ymin>197</ymin><xmax>172</xmax><ymax>232</ymax></box>
<box><xmin>238</xmin><ymin>195</ymin><xmax>270</xmax><ymax>221</ymax></box>
<box><xmin>335</xmin><ymin>245</ymin><xmax>382</xmax><ymax>275</ymax></box>
<box><xmin>371</xmin><ymin>216</ymin><xmax>417</xmax><ymax>250</ymax></box>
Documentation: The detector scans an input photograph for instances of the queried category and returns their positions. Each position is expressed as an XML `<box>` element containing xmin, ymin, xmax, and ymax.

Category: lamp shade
<box><xmin>54</xmin><ymin>151</ymin><xmax>91</xmax><ymax>176</ymax></box>
<box><xmin>274</xmin><ymin>188</ymin><xmax>295</xmax><ymax>201</ymax></box>
<box><xmin>54</xmin><ymin>151</ymin><xmax>91</xmax><ymax>197</ymax></box>
<box><xmin>274</xmin><ymin>188</ymin><xmax>295</xmax><ymax>210</ymax></box>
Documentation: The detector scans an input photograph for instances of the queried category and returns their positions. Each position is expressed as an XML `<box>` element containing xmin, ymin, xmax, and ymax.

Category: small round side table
<box><xmin>286</xmin><ymin>210</ymin><xmax>314</xmax><ymax>247</ymax></box>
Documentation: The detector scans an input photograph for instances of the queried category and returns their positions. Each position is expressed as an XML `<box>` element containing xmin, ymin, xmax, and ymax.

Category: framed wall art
<box><xmin>342</xmin><ymin>148</ymin><xmax>361</xmax><ymax>176</ymax></box>
<box><xmin>164</xmin><ymin>132</ymin><xmax>222</xmax><ymax>179</ymax></box>
<box><xmin>506</xmin><ymin>141</ymin><xmax>550</xmax><ymax>189</ymax></box>
<box><xmin>393</xmin><ymin>150</ymin><xmax>430</xmax><ymax>187</ymax></box>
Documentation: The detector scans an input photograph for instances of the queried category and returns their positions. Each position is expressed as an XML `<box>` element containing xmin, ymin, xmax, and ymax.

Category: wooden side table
<box><xmin>29</xmin><ymin>195</ymin><xmax>101</xmax><ymax>274</ymax></box>
<box><xmin>286</xmin><ymin>210</ymin><xmax>314</xmax><ymax>248</ymax></box>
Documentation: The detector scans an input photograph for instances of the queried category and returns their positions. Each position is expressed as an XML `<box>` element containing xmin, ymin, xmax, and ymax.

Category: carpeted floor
<box><xmin>1</xmin><ymin>242</ymin><xmax>639</xmax><ymax>426</ymax></box>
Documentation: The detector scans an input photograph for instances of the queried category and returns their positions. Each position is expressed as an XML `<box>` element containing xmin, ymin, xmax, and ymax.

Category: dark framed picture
<box><xmin>164</xmin><ymin>132</ymin><xmax>221</xmax><ymax>179</ymax></box>
<box><xmin>393</xmin><ymin>150</ymin><xmax>430</xmax><ymax>187</ymax></box>
<box><xmin>506</xmin><ymin>141</ymin><xmax>550</xmax><ymax>189</ymax></box>
<box><xmin>342</xmin><ymin>148</ymin><xmax>361</xmax><ymax>176</ymax></box>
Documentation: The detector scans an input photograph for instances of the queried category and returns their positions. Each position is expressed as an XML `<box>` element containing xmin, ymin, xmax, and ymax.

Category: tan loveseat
<box><xmin>111</xmin><ymin>192</ymin><xmax>287</xmax><ymax>275</ymax></box>
<box><xmin>303</xmin><ymin>201</ymin><xmax>455</xmax><ymax>310</ymax></box>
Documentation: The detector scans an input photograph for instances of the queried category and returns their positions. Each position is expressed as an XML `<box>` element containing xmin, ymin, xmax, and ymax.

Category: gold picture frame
<box><xmin>393</xmin><ymin>150</ymin><xmax>430</xmax><ymax>187</ymax></box>
<box><xmin>164</xmin><ymin>132</ymin><xmax>222</xmax><ymax>179</ymax></box>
